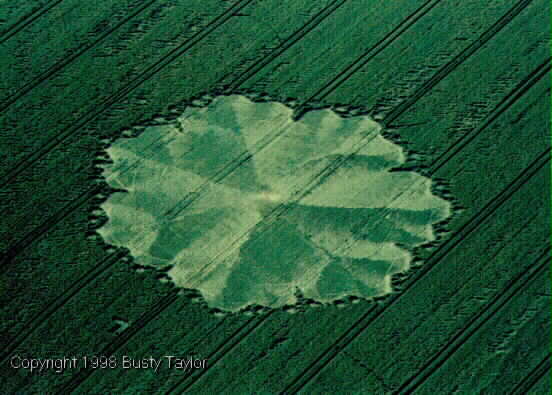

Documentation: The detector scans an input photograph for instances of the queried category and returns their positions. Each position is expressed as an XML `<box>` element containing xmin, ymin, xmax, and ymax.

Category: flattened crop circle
<box><xmin>99</xmin><ymin>95</ymin><xmax>451</xmax><ymax>312</ymax></box>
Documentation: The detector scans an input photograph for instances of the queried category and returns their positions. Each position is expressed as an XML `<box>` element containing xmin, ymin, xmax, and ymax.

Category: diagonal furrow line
<box><xmin>168</xmin><ymin>311</ymin><xmax>275</xmax><ymax>393</ymax></box>
<box><xmin>58</xmin><ymin>302</ymin><xmax>265</xmax><ymax>394</ymax></box>
<box><xmin>0</xmin><ymin>184</ymin><xmax>105</xmax><ymax>270</ymax></box>
<box><xmin>373</xmin><ymin>157</ymin><xmax>549</xmax><ymax>291</ymax></box>
<box><xmin>223</xmin><ymin>0</ymin><xmax>348</xmax><ymax>91</ymax></box>
<box><xmin>379</xmin><ymin>208</ymin><xmax>541</xmax><ymax>368</ymax></box>
<box><xmin>187</xmin><ymin>314</ymin><xmax>230</xmax><ymax>351</ymax></box>
<box><xmin>383</xmin><ymin>0</ymin><xmax>534</xmax><ymax>126</ymax></box>
<box><xmin>0</xmin><ymin>249</ymin><xmax>127</xmax><ymax>365</ymax></box>
<box><xmin>0</xmin><ymin>0</ymin><xmax>160</xmax><ymax>112</ymax></box>
<box><xmin>280</xmin><ymin>151</ymin><xmax>550</xmax><ymax>394</ymax></box>
<box><xmin>293</xmin><ymin>0</ymin><xmax>535</xmax><ymax>123</ymax></box>
<box><xmin>0</xmin><ymin>0</ymin><xmax>255</xmax><ymax>190</ymax></box>
<box><xmin>509</xmin><ymin>353</ymin><xmax>551</xmax><ymax>395</ymax></box>
<box><xmin>395</xmin><ymin>248</ymin><xmax>550</xmax><ymax>394</ymax></box>
<box><xmin>0</xmin><ymin>0</ymin><xmax>63</xmax><ymax>45</ymax></box>
<box><xmin>1</xmin><ymin>121</ymin><xmax>175</xmax><ymax>259</ymax></box>
<box><xmin>163</xmin><ymin>114</ymin><xmax>295</xmax><ymax>220</ymax></box>
<box><xmin>429</xmin><ymin>58</ymin><xmax>551</xmax><ymax>175</ymax></box>
<box><xmin>55</xmin><ymin>288</ymin><xmax>180</xmax><ymax>394</ymax></box>
<box><xmin>292</xmin><ymin>0</ymin><xmax>441</xmax><ymax>118</ymax></box>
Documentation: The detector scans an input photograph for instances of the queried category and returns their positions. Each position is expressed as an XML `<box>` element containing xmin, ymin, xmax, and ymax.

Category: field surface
<box><xmin>0</xmin><ymin>0</ymin><xmax>549</xmax><ymax>393</ymax></box>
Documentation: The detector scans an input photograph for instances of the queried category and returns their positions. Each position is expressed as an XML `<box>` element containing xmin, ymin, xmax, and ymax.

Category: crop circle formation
<box><xmin>98</xmin><ymin>95</ymin><xmax>451</xmax><ymax>312</ymax></box>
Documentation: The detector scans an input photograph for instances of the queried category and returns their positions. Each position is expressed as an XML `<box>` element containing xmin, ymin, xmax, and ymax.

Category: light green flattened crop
<box><xmin>99</xmin><ymin>95</ymin><xmax>451</xmax><ymax>311</ymax></box>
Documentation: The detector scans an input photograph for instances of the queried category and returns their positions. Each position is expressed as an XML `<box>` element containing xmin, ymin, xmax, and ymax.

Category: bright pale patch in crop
<box><xmin>99</xmin><ymin>95</ymin><xmax>451</xmax><ymax>311</ymax></box>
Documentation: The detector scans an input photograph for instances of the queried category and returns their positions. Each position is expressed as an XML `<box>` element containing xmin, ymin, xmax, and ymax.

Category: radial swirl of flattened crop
<box><xmin>99</xmin><ymin>95</ymin><xmax>451</xmax><ymax>311</ymax></box>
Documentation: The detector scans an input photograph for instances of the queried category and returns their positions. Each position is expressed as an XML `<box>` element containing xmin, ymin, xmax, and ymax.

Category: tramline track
<box><xmin>0</xmin><ymin>0</ymin><xmax>161</xmax><ymax>112</ymax></box>
<box><xmin>394</xmin><ymin>248</ymin><xmax>550</xmax><ymax>393</ymax></box>
<box><xmin>58</xmin><ymin>308</ymin><xmax>271</xmax><ymax>394</ymax></box>
<box><xmin>0</xmin><ymin>249</ymin><xmax>127</xmax><ymax>364</ymax></box>
<box><xmin>510</xmin><ymin>354</ymin><xmax>551</xmax><ymax>395</ymax></box>
<box><xmin>0</xmin><ymin>0</ymin><xmax>63</xmax><ymax>45</ymax></box>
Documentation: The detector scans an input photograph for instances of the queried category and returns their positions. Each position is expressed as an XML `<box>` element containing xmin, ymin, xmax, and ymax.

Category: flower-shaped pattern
<box><xmin>99</xmin><ymin>95</ymin><xmax>450</xmax><ymax>311</ymax></box>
